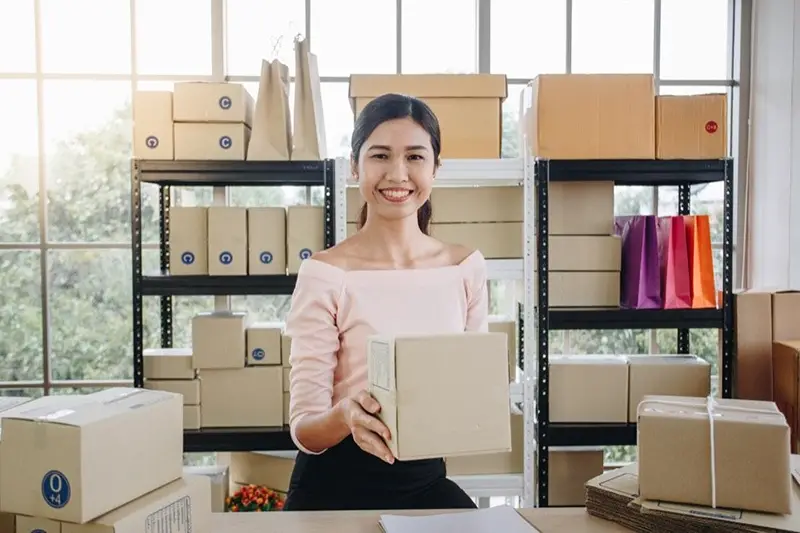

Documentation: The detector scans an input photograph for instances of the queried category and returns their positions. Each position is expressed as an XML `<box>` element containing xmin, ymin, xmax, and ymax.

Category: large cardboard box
<box><xmin>548</xmin><ymin>448</ymin><xmax>605</xmax><ymax>506</ymax></box>
<box><xmin>546</xmin><ymin>272</ymin><xmax>620</xmax><ymax>308</ymax></box>
<box><xmin>349</xmin><ymin>74</ymin><xmax>507</xmax><ymax>159</ymax></box>
<box><xmin>60</xmin><ymin>475</ymin><xmax>212</xmax><ymax>533</ymax></box>
<box><xmin>0</xmin><ymin>388</ymin><xmax>183</xmax><ymax>523</ymax></box>
<box><xmin>15</xmin><ymin>515</ymin><xmax>60</xmax><ymax>533</ymax></box>
<box><xmin>488</xmin><ymin>318</ymin><xmax>518</xmax><ymax>382</ymax></box>
<box><xmin>173</xmin><ymin>82</ymin><xmax>254</xmax><ymax>125</ymax></box>
<box><xmin>200</xmin><ymin>367</ymin><xmax>283</xmax><ymax>427</ymax></box>
<box><xmin>430</xmin><ymin>187</ymin><xmax>524</xmax><ymax>223</ymax></box>
<box><xmin>548</xmin><ymin>181</ymin><xmax>615</xmax><ymax>236</ymax></box>
<box><xmin>773</xmin><ymin>341</ymin><xmax>800</xmax><ymax>451</ymax></box>
<box><xmin>445</xmin><ymin>412</ymin><xmax>523</xmax><ymax>475</ymax></box>
<box><xmin>174</xmin><ymin>122</ymin><xmax>251</xmax><ymax>161</ymax></box>
<box><xmin>247</xmin><ymin>207</ymin><xmax>286</xmax><ymax>275</ymax></box>
<box><xmin>143</xmin><ymin>347</ymin><xmax>194</xmax><ymax>380</ymax></box>
<box><xmin>144</xmin><ymin>378</ymin><xmax>201</xmax><ymax>405</ymax></box>
<box><xmin>168</xmin><ymin>207</ymin><xmax>208</xmax><ymax>276</ymax></box>
<box><xmin>133</xmin><ymin>91</ymin><xmax>173</xmax><ymax>160</ymax></box>
<box><xmin>430</xmin><ymin>223</ymin><xmax>522</xmax><ymax>259</ymax></box>
<box><xmin>637</xmin><ymin>395</ymin><xmax>791</xmax><ymax>514</ymax></box>
<box><xmin>367</xmin><ymin>332</ymin><xmax>511</xmax><ymax>461</ymax></box>
<box><xmin>208</xmin><ymin>207</ymin><xmax>247</xmax><ymax>276</ymax></box>
<box><xmin>0</xmin><ymin>397</ymin><xmax>35</xmax><ymax>533</ymax></box>
<box><xmin>656</xmin><ymin>93</ymin><xmax>727</xmax><ymax>160</ymax></box>
<box><xmin>192</xmin><ymin>311</ymin><xmax>247</xmax><ymax>369</ymax></box>
<box><xmin>627</xmin><ymin>354</ymin><xmax>711</xmax><ymax>423</ymax></box>
<box><xmin>524</xmin><ymin>74</ymin><xmax>656</xmax><ymax>159</ymax></box>
<box><xmin>246</xmin><ymin>323</ymin><xmax>282</xmax><ymax>366</ymax></box>
<box><xmin>287</xmin><ymin>206</ymin><xmax>325</xmax><ymax>274</ymax></box>
<box><xmin>546</xmin><ymin>236</ymin><xmax>621</xmax><ymax>272</ymax></box>
<box><xmin>550</xmin><ymin>356</ymin><xmax>628</xmax><ymax>423</ymax></box>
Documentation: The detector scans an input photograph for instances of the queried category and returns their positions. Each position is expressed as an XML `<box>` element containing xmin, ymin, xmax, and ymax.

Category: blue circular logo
<box><xmin>219</xmin><ymin>251</ymin><xmax>233</xmax><ymax>265</ymax></box>
<box><xmin>219</xmin><ymin>96</ymin><xmax>232</xmax><ymax>110</ymax></box>
<box><xmin>32</xmin><ymin>530</ymin><xmax>45</xmax><ymax>533</ymax></box>
<box><xmin>42</xmin><ymin>470</ymin><xmax>70</xmax><ymax>509</ymax></box>
<box><xmin>181</xmin><ymin>251</ymin><xmax>195</xmax><ymax>265</ymax></box>
<box><xmin>259</xmin><ymin>251</ymin><xmax>273</xmax><ymax>264</ymax></box>
<box><xmin>252</xmin><ymin>348</ymin><xmax>265</xmax><ymax>361</ymax></box>
<box><xmin>145</xmin><ymin>135</ymin><xmax>159</xmax><ymax>149</ymax></box>
<box><xmin>299</xmin><ymin>248</ymin><xmax>312</xmax><ymax>260</ymax></box>
<box><xmin>219</xmin><ymin>135</ymin><xmax>233</xmax><ymax>149</ymax></box>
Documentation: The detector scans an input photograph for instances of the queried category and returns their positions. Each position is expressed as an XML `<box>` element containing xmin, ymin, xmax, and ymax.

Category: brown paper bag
<box><xmin>247</xmin><ymin>59</ymin><xmax>292</xmax><ymax>161</ymax></box>
<box><xmin>291</xmin><ymin>36</ymin><xmax>327</xmax><ymax>161</ymax></box>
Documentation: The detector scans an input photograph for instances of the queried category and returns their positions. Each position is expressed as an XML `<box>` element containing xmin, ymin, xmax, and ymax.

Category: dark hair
<box><xmin>351</xmin><ymin>93</ymin><xmax>441</xmax><ymax>235</ymax></box>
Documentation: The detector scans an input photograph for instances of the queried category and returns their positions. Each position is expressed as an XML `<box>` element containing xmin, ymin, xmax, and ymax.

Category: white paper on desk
<box><xmin>378</xmin><ymin>506</ymin><xmax>539</xmax><ymax>533</ymax></box>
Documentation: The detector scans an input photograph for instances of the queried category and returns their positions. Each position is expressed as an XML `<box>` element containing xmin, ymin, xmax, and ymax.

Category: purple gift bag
<box><xmin>614</xmin><ymin>215</ymin><xmax>662</xmax><ymax>309</ymax></box>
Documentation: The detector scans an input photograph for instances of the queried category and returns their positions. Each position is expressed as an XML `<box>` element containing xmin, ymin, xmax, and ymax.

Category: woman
<box><xmin>283</xmin><ymin>92</ymin><xmax>488</xmax><ymax>511</ymax></box>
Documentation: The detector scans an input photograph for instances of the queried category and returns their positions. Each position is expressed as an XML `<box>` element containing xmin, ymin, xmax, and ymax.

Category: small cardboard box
<box><xmin>208</xmin><ymin>207</ymin><xmax>247</xmax><ymax>276</ymax></box>
<box><xmin>547</xmin><ymin>236</ymin><xmax>621</xmax><ymax>272</ymax></box>
<box><xmin>367</xmin><ymin>332</ymin><xmax>511</xmax><ymax>461</ymax></box>
<box><xmin>0</xmin><ymin>388</ymin><xmax>183</xmax><ymax>523</ymax></box>
<box><xmin>548</xmin><ymin>181</ymin><xmax>615</xmax><ymax>236</ymax></box>
<box><xmin>144</xmin><ymin>378</ymin><xmax>201</xmax><ymax>405</ymax></box>
<box><xmin>168</xmin><ymin>207</ymin><xmax>208</xmax><ymax>276</ymax></box>
<box><xmin>143</xmin><ymin>347</ymin><xmax>194</xmax><ymax>380</ymax></box>
<box><xmin>550</xmin><ymin>355</ymin><xmax>629</xmax><ymax>423</ymax></box>
<box><xmin>246</xmin><ymin>323</ymin><xmax>282</xmax><ymax>366</ymax></box>
<box><xmin>133</xmin><ymin>90</ymin><xmax>173</xmax><ymax>160</ymax></box>
<box><xmin>287</xmin><ymin>206</ymin><xmax>325</xmax><ymax>274</ymax></box>
<box><xmin>430</xmin><ymin>223</ymin><xmax>523</xmax><ymax>259</ymax></box>
<box><xmin>200</xmin><ymin>368</ymin><xmax>283</xmax><ymax>427</ymax></box>
<box><xmin>16</xmin><ymin>515</ymin><xmax>60</xmax><ymax>532</ymax></box>
<box><xmin>174</xmin><ymin>122</ymin><xmax>251</xmax><ymax>161</ymax></box>
<box><xmin>60</xmin><ymin>475</ymin><xmax>212</xmax><ymax>533</ymax></box>
<box><xmin>430</xmin><ymin>187</ymin><xmax>523</xmax><ymax>223</ymax></box>
<box><xmin>637</xmin><ymin>395</ymin><xmax>791</xmax><ymax>514</ymax></box>
<box><xmin>192</xmin><ymin>311</ymin><xmax>247</xmax><ymax>369</ymax></box>
<box><xmin>173</xmin><ymin>82</ymin><xmax>254</xmax><ymax>125</ymax></box>
<box><xmin>656</xmin><ymin>93</ymin><xmax>727</xmax><ymax>160</ymax></box>
<box><xmin>547</xmin><ymin>272</ymin><xmax>620</xmax><ymax>308</ymax></box>
<box><xmin>627</xmin><ymin>354</ymin><xmax>711</xmax><ymax>422</ymax></box>
<box><xmin>247</xmin><ymin>207</ymin><xmax>287</xmax><ymax>275</ymax></box>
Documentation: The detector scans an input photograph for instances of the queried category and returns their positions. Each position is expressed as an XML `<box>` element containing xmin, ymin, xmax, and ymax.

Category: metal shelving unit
<box><xmin>520</xmin><ymin>157</ymin><xmax>736</xmax><ymax>508</ymax></box>
<box><xmin>130</xmin><ymin>158</ymin><xmax>336</xmax><ymax>452</ymax></box>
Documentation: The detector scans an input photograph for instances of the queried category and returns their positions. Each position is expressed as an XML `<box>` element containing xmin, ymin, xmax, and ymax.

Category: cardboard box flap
<box><xmin>550</xmin><ymin>354</ymin><xmax>628</xmax><ymax>365</ymax></box>
<box><xmin>143</xmin><ymin>347</ymin><xmax>192</xmax><ymax>357</ymax></box>
<box><xmin>638</xmin><ymin>395</ymin><xmax>787</xmax><ymax>426</ymax></box>
<box><xmin>0</xmin><ymin>397</ymin><xmax>32</xmax><ymax>413</ymax></box>
<box><xmin>5</xmin><ymin>388</ymin><xmax>176</xmax><ymax>427</ymax></box>
<box><xmin>349</xmin><ymin>74</ymin><xmax>508</xmax><ymax>100</ymax></box>
<box><xmin>776</xmin><ymin>340</ymin><xmax>800</xmax><ymax>351</ymax></box>
<box><xmin>627</xmin><ymin>354</ymin><xmax>710</xmax><ymax>366</ymax></box>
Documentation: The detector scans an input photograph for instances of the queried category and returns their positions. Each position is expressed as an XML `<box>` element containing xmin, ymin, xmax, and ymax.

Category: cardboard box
<box><xmin>773</xmin><ymin>341</ymin><xmax>800</xmax><ymax>451</ymax></box>
<box><xmin>287</xmin><ymin>206</ymin><xmax>324</xmax><ymax>274</ymax></box>
<box><xmin>174</xmin><ymin>123</ymin><xmax>251</xmax><ymax>161</ymax></box>
<box><xmin>349</xmin><ymin>74</ymin><xmax>507</xmax><ymax>159</ymax></box>
<box><xmin>133</xmin><ymin>90</ymin><xmax>173</xmax><ymax>160</ymax></box>
<box><xmin>144</xmin><ymin>378</ymin><xmax>201</xmax><ymax>405</ymax></box>
<box><xmin>208</xmin><ymin>207</ymin><xmax>247</xmax><ymax>276</ymax></box>
<box><xmin>656</xmin><ymin>93</ymin><xmax>727</xmax><ymax>160</ymax></box>
<box><xmin>546</xmin><ymin>236</ymin><xmax>621</xmax><ymax>272</ymax></box>
<box><xmin>430</xmin><ymin>187</ymin><xmax>524</xmax><ymax>223</ymax></box>
<box><xmin>547</xmin><ymin>272</ymin><xmax>620</xmax><ymax>308</ymax></box>
<box><xmin>283</xmin><ymin>392</ymin><xmax>290</xmax><ymax>424</ymax></box>
<box><xmin>168</xmin><ymin>207</ymin><xmax>208</xmax><ymax>276</ymax></box>
<box><xmin>143</xmin><ymin>347</ymin><xmax>194</xmax><ymax>380</ymax></box>
<box><xmin>246</xmin><ymin>323</ymin><xmax>282</xmax><ymax>366</ymax></box>
<box><xmin>548</xmin><ymin>448</ymin><xmax>605</xmax><ymax>506</ymax></box>
<box><xmin>488</xmin><ymin>318</ymin><xmax>518</xmax><ymax>382</ymax></box>
<box><xmin>173</xmin><ymin>82</ymin><xmax>254</xmax><ymax>125</ymax></box>
<box><xmin>445</xmin><ymin>412</ymin><xmax>523</xmax><ymax>475</ymax></box>
<box><xmin>0</xmin><ymin>388</ymin><xmax>183</xmax><ymax>523</ymax></box>
<box><xmin>367</xmin><ymin>332</ymin><xmax>511</xmax><ymax>460</ymax></box>
<box><xmin>524</xmin><ymin>74</ymin><xmax>656</xmax><ymax>159</ymax></box>
<box><xmin>60</xmin><ymin>475</ymin><xmax>212</xmax><ymax>533</ymax></box>
<box><xmin>282</xmin><ymin>367</ymin><xmax>290</xmax><ymax>392</ymax></box>
<box><xmin>15</xmin><ymin>515</ymin><xmax>60</xmax><ymax>533</ymax></box>
<box><xmin>549</xmin><ymin>181</ymin><xmax>615</xmax><ymax>235</ymax></box>
<box><xmin>637</xmin><ymin>395</ymin><xmax>791</xmax><ymax>514</ymax></box>
<box><xmin>200</xmin><ymin>368</ymin><xmax>283</xmax><ymax>427</ymax></box>
<box><xmin>191</xmin><ymin>311</ymin><xmax>247</xmax><ymax>369</ymax></box>
<box><xmin>281</xmin><ymin>333</ymin><xmax>292</xmax><ymax>367</ymax></box>
<box><xmin>225</xmin><ymin>451</ymin><xmax>296</xmax><ymax>494</ymax></box>
<box><xmin>182</xmin><ymin>465</ymin><xmax>229</xmax><ymax>513</ymax></box>
<box><xmin>627</xmin><ymin>354</ymin><xmax>711</xmax><ymax>423</ymax></box>
<box><xmin>247</xmin><ymin>207</ymin><xmax>287</xmax><ymax>275</ymax></box>
<box><xmin>731</xmin><ymin>291</ymin><xmax>773</xmax><ymax>401</ymax></box>
<box><xmin>550</xmin><ymin>356</ymin><xmax>629</xmax><ymax>423</ymax></box>
<box><xmin>183</xmin><ymin>405</ymin><xmax>201</xmax><ymax>430</ymax></box>
<box><xmin>430</xmin><ymin>223</ymin><xmax>522</xmax><ymax>259</ymax></box>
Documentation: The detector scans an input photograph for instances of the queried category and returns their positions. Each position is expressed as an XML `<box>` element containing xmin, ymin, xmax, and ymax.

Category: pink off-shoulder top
<box><xmin>284</xmin><ymin>250</ymin><xmax>489</xmax><ymax>454</ymax></box>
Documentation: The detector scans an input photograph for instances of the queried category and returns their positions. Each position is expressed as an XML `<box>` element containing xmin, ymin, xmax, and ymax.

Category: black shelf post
<box><xmin>531</xmin><ymin>158</ymin><xmax>737</xmax><ymax>507</ymax></box>
<box><xmin>130</xmin><ymin>158</ymin><xmax>336</xmax><ymax>452</ymax></box>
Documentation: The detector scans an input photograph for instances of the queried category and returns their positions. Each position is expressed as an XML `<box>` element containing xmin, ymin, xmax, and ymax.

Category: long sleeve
<box><xmin>464</xmin><ymin>251</ymin><xmax>490</xmax><ymax>332</ymax></box>
<box><xmin>285</xmin><ymin>260</ymin><xmax>344</xmax><ymax>455</ymax></box>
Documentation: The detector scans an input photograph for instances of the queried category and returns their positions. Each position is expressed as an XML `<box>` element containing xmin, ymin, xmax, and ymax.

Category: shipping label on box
<box><xmin>200</xmin><ymin>368</ymin><xmax>283</xmax><ymax>427</ymax></box>
<box><xmin>174</xmin><ymin>123</ymin><xmax>251</xmax><ymax>161</ymax></box>
<box><xmin>627</xmin><ymin>354</ymin><xmax>710</xmax><ymax>422</ymax></box>
<box><xmin>143</xmin><ymin>347</ymin><xmax>195</xmax><ymax>380</ymax></box>
<box><xmin>191</xmin><ymin>312</ymin><xmax>247</xmax><ymax>370</ymax></box>
<box><xmin>168</xmin><ymin>207</ymin><xmax>208</xmax><ymax>276</ymax></box>
<box><xmin>208</xmin><ymin>207</ymin><xmax>247</xmax><ymax>276</ymax></box>
<box><xmin>246</xmin><ymin>323</ymin><xmax>282</xmax><ymax>366</ymax></box>
<box><xmin>549</xmin><ymin>355</ymin><xmax>629</xmax><ymax>423</ymax></box>
<box><xmin>133</xmin><ymin>90</ymin><xmax>174</xmax><ymax>160</ymax></box>
<box><xmin>173</xmin><ymin>82</ymin><xmax>254</xmax><ymax>125</ymax></box>
<box><xmin>247</xmin><ymin>207</ymin><xmax>287</xmax><ymax>275</ymax></box>
<box><xmin>287</xmin><ymin>206</ymin><xmax>325</xmax><ymax>274</ymax></box>
<box><xmin>0</xmin><ymin>388</ymin><xmax>183</xmax><ymax>524</ymax></box>
<box><xmin>637</xmin><ymin>395</ymin><xmax>791</xmax><ymax>514</ymax></box>
<box><xmin>368</xmin><ymin>332</ymin><xmax>511</xmax><ymax>461</ymax></box>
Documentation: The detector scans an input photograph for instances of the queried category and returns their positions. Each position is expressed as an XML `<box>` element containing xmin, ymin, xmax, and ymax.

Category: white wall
<box><xmin>745</xmin><ymin>0</ymin><xmax>800</xmax><ymax>289</ymax></box>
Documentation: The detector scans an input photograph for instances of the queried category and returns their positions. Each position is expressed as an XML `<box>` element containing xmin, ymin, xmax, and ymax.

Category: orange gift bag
<box><xmin>657</xmin><ymin>216</ymin><xmax>692</xmax><ymax>309</ymax></box>
<box><xmin>684</xmin><ymin>214</ymin><xmax>717</xmax><ymax>309</ymax></box>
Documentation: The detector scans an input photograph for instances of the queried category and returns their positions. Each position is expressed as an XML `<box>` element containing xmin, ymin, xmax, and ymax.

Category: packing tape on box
<box><xmin>637</xmin><ymin>395</ymin><xmax>781</xmax><ymax>509</ymax></box>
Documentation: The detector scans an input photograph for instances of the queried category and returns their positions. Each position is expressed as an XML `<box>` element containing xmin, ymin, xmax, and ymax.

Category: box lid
<box><xmin>638</xmin><ymin>395</ymin><xmax>787</xmax><ymax>427</ymax></box>
<box><xmin>349</xmin><ymin>74</ymin><xmax>507</xmax><ymax>100</ymax></box>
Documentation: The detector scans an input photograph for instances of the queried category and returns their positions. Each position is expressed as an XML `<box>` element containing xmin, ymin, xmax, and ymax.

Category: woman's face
<box><xmin>354</xmin><ymin>118</ymin><xmax>436</xmax><ymax>223</ymax></box>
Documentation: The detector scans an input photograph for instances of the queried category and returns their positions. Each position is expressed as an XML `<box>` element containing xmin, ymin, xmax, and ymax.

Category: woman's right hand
<box><xmin>339</xmin><ymin>390</ymin><xmax>395</xmax><ymax>464</ymax></box>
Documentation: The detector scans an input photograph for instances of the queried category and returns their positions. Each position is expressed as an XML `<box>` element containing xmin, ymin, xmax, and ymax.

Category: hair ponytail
<box><xmin>357</xmin><ymin>199</ymin><xmax>432</xmax><ymax>235</ymax></box>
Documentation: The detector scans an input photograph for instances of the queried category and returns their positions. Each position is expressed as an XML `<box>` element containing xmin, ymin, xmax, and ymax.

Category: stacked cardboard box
<box><xmin>143</xmin><ymin>347</ymin><xmax>201</xmax><ymax>429</ymax></box>
<box><xmin>0</xmin><ymin>389</ymin><xmax>211</xmax><ymax>533</ymax></box>
<box><xmin>183</xmin><ymin>464</ymin><xmax>231</xmax><ymax>513</ymax></box>
<box><xmin>281</xmin><ymin>331</ymin><xmax>292</xmax><ymax>424</ymax></box>
<box><xmin>168</xmin><ymin>204</ymin><xmax>324</xmax><ymax>276</ymax></box>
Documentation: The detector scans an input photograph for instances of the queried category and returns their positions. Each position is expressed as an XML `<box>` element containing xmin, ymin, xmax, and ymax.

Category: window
<box><xmin>0</xmin><ymin>250</ymin><xmax>43</xmax><ymax>382</ymax></box>
<box><xmin>321</xmin><ymin>82</ymin><xmax>354</xmax><ymax>159</ymax></box>
<box><xmin>0</xmin><ymin>2</ymin><xmax>36</xmax><ymax>73</ymax></box>
<box><xmin>135</xmin><ymin>0</ymin><xmax>212</xmax><ymax>75</ymax></box>
<box><xmin>660</xmin><ymin>0</ymin><xmax>730</xmax><ymax>80</ymax></box>
<box><xmin>401</xmin><ymin>0</ymin><xmax>478</xmax><ymax>74</ymax></box>
<box><xmin>502</xmin><ymin>84</ymin><xmax>525</xmax><ymax>158</ymax></box>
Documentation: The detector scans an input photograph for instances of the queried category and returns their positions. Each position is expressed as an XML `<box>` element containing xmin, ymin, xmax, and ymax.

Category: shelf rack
<box><xmin>520</xmin><ymin>157</ymin><xmax>736</xmax><ymax>508</ymax></box>
<box><xmin>130</xmin><ymin>158</ymin><xmax>336</xmax><ymax>452</ymax></box>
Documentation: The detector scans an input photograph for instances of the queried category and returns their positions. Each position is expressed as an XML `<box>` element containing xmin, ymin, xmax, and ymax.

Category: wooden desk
<box><xmin>212</xmin><ymin>507</ymin><xmax>629</xmax><ymax>532</ymax></box>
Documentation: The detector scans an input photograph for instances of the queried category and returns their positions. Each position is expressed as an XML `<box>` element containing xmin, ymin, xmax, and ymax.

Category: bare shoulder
<box><xmin>439</xmin><ymin>242</ymin><xmax>481</xmax><ymax>267</ymax></box>
<box><xmin>309</xmin><ymin>237</ymin><xmax>364</xmax><ymax>270</ymax></box>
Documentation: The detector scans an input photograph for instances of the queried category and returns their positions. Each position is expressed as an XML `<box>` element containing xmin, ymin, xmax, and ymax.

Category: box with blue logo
<box><xmin>208</xmin><ymin>207</ymin><xmax>247</xmax><ymax>276</ymax></box>
<box><xmin>247</xmin><ymin>207</ymin><xmax>286</xmax><ymax>275</ymax></box>
<box><xmin>168</xmin><ymin>206</ymin><xmax>208</xmax><ymax>276</ymax></box>
<box><xmin>246</xmin><ymin>323</ymin><xmax>282</xmax><ymax>366</ymax></box>
<box><xmin>172</xmin><ymin>82</ymin><xmax>253</xmax><ymax>125</ymax></box>
<box><xmin>287</xmin><ymin>205</ymin><xmax>324</xmax><ymax>274</ymax></box>
<box><xmin>0</xmin><ymin>388</ymin><xmax>183</xmax><ymax>524</ymax></box>
<box><xmin>173</xmin><ymin>122</ymin><xmax>251</xmax><ymax>161</ymax></box>
<box><xmin>133</xmin><ymin>90</ymin><xmax>173</xmax><ymax>160</ymax></box>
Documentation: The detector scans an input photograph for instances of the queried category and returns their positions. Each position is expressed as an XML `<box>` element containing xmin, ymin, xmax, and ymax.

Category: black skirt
<box><xmin>283</xmin><ymin>436</ymin><xmax>477</xmax><ymax>511</ymax></box>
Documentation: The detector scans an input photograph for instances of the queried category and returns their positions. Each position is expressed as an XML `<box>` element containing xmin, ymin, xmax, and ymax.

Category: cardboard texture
<box><xmin>656</xmin><ymin>93</ymin><xmax>728</xmax><ymax>160</ymax></box>
<box><xmin>247</xmin><ymin>207</ymin><xmax>287</xmax><ymax>275</ymax></box>
<box><xmin>430</xmin><ymin>222</ymin><xmax>522</xmax><ymax>259</ymax></box>
<box><xmin>488</xmin><ymin>318</ymin><xmax>518</xmax><ymax>382</ymax></box>
<box><xmin>367</xmin><ymin>332</ymin><xmax>512</xmax><ymax>460</ymax></box>
<box><xmin>548</xmin><ymin>181</ymin><xmax>615</xmax><ymax>236</ymax></box>
<box><xmin>208</xmin><ymin>207</ymin><xmax>248</xmax><ymax>276</ymax></box>
<box><xmin>637</xmin><ymin>395</ymin><xmax>791</xmax><ymax>514</ymax></box>
<box><xmin>430</xmin><ymin>187</ymin><xmax>523</xmax><ymax>223</ymax></box>
<box><xmin>627</xmin><ymin>354</ymin><xmax>711</xmax><ymax>422</ymax></box>
<box><xmin>133</xmin><ymin>90</ymin><xmax>174</xmax><ymax>160</ymax></box>
<box><xmin>144</xmin><ymin>378</ymin><xmax>200</xmax><ymax>405</ymax></box>
<box><xmin>548</xmin><ymin>449</ymin><xmax>605</xmax><ymax>506</ymax></box>
<box><xmin>246</xmin><ymin>323</ymin><xmax>283</xmax><ymax>366</ymax></box>
<box><xmin>291</xmin><ymin>37</ymin><xmax>326</xmax><ymax>160</ymax></box>
<box><xmin>247</xmin><ymin>59</ymin><xmax>292</xmax><ymax>161</ymax></box>
<box><xmin>445</xmin><ymin>412</ymin><xmax>523</xmax><ymax>476</ymax></box>
<box><xmin>174</xmin><ymin>122</ymin><xmax>251</xmax><ymax>161</ymax></box>
<box><xmin>168</xmin><ymin>207</ymin><xmax>208</xmax><ymax>276</ymax></box>
<box><xmin>183</xmin><ymin>405</ymin><xmax>201</xmax><ymax>429</ymax></box>
<box><xmin>191</xmin><ymin>311</ymin><xmax>247</xmax><ymax>369</ymax></box>
<box><xmin>773</xmin><ymin>341</ymin><xmax>800</xmax><ymax>452</ymax></box>
<box><xmin>200</xmin><ymin>367</ymin><xmax>283</xmax><ymax>427</ymax></box>
<box><xmin>143</xmin><ymin>347</ymin><xmax>195</xmax><ymax>380</ymax></box>
<box><xmin>287</xmin><ymin>206</ymin><xmax>324</xmax><ymax>274</ymax></box>
<box><xmin>549</xmin><ymin>356</ymin><xmax>629</xmax><ymax>423</ymax></box>
<box><xmin>545</xmin><ymin>272</ymin><xmax>621</xmax><ymax>308</ymax></box>
<box><xmin>172</xmin><ymin>82</ymin><xmax>254</xmax><ymax>125</ymax></box>
<box><xmin>224</xmin><ymin>451</ymin><xmax>296</xmax><ymax>494</ymax></box>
